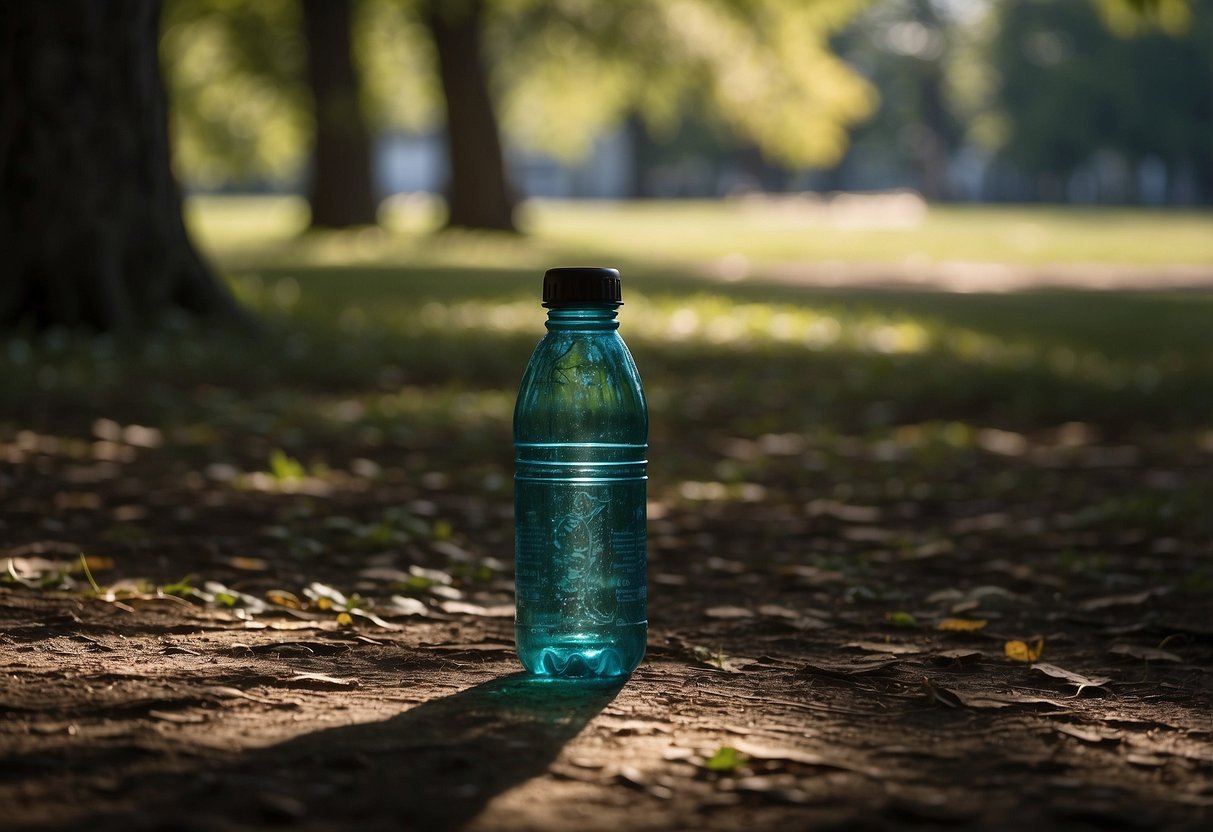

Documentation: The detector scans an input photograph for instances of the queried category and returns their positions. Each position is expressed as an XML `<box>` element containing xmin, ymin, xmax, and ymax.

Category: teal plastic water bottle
<box><xmin>513</xmin><ymin>267</ymin><xmax>648</xmax><ymax>677</ymax></box>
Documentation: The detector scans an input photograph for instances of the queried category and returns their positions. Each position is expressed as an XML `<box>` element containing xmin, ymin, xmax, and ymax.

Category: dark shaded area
<box><xmin>0</xmin><ymin>0</ymin><xmax>249</xmax><ymax>332</ymax></box>
<box><xmin>80</xmin><ymin>673</ymin><xmax>622</xmax><ymax>832</ymax></box>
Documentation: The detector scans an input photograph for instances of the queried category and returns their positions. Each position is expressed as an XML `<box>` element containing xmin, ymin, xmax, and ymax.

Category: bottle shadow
<box><xmin>134</xmin><ymin>673</ymin><xmax>624</xmax><ymax>831</ymax></box>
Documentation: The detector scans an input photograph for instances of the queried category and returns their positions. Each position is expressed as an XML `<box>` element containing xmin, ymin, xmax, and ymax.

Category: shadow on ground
<box><xmin>91</xmin><ymin>673</ymin><xmax>622</xmax><ymax>831</ymax></box>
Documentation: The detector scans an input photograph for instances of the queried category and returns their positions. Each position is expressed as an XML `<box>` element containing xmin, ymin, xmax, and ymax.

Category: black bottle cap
<box><xmin>542</xmin><ymin>267</ymin><xmax>622</xmax><ymax>307</ymax></box>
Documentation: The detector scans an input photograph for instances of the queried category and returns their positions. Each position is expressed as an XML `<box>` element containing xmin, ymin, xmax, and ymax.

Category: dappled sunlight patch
<box><xmin>366</xmin><ymin>386</ymin><xmax>514</xmax><ymax>429</ymax></box>
<box><xmin>408</xmin><ymin>298</ymin><xmax>538</xmax><ymax>336</ymax></box>
<box><xmin>677</xmin><ymin>480</ymin><xmax>767</xmax><ymax>503</ymax></box>
<box><xmin>184</xmin><ymin>195</ymin><xmax>309</xmax><ymax>249</ymax></box>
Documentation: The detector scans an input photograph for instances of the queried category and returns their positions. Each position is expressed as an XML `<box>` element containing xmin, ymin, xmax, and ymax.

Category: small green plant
<box><xmin>159</xmin><ymin>576</ymin><xmax>196</xmax><ymax>597</ymax></box>
<box><xmin>692</xmin><ymin>644</ymin><xmax>729</xmax><ymax>670</ymax></box>
<box><xmin>268</xmin><ymin>448</ymin><xmax>306</xmax><ymax>481</ymax></box>
<box><xmin>703</xmin><ymin>746</ymin><xmax>746</xmax><ymax>773</ymax></box>
<box><xmin>78</xmin><ymin>554</ymin><xmax>102</xmax><ymax>596</ymax></box>
<box><xmin>885</xmin><ymin>610</ymin><xmax>918</xmax><ymax>628</ymax></box>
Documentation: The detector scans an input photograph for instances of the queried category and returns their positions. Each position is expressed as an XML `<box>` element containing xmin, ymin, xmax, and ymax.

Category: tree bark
<box><xmin>302</xmin><ymin>0</ymin><xmax>377</xmax><ymax>228</ymax></box>
<box><xmin>421</xmin><ymin>0</ymin><xmax>517</xmax><ymax>232</ymax></box>
<box><xmin>0</xmin><ymin>0</ymin><xmax>251</xmax><ymax>333</ymax></box>
<box><xmin>910</xmin><ymin>0</ymin><xmax>953</xmax><ymax>202</ymax></box>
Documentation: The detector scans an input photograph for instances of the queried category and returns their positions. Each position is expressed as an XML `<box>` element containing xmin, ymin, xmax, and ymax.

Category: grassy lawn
<box><xmin>188</xmin><ymin>195</ymin><xmax>1213</xmax><ymax>267</ymax></box>
<box><xmin>6</xmin><ymin>198</ymin><xmax>1210</xmax><ymax>455</ymax></box>
<box><xmin>169</xmin><ymin>197</ymin><xmax>1213</xmax><ymax>438</ymax></box>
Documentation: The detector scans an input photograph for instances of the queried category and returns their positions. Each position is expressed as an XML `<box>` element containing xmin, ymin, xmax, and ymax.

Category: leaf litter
<box><xmin>1030</xmin><ymin>662</ymin><xmax>1110</xmax><ymax>695</ymax></box>
<box><xmin>1109</xmin><ymin>644</ymin><xmax>1184</xmax><ymax>663</ymax></box>
<box><xmin>5</xmin><ymin>281</ymin><xmax>1213</xmax><ymax>830</ymax></box>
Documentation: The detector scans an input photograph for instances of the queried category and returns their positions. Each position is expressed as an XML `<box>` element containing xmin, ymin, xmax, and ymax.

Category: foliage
<box><xmin>490</xmin><ymin>0</ymin><xmax>876</xmax><ymax>167</ymax></box>
<box><xmin>161</xmin><ymin>0</ymin><xmax>876</xmax><ymax>187</ymax></box>
<box><xmin>831</xmin><ymin>0</ymin><xmax>972</xmax><ymax>194</ymax></box>
<box><xmin>703</xmin><ymin>746</ymin><xmax>747</xmax><ymax>772</ymax></box>
<box><xmin>354</xmin><ymin>0</ymin><xmax>443</xmax><ymax>133</ymax></box>
<box><xmin>160</xmin><ymin>0</ymin><xmax>1209</xmax><ymax>193</ymax></box>
<box><xmin>1095</xmin><ymin>0</ymin><xmax>1195</xmax><ymax>35</ymax></box>
<box><xmin>983</xmin><ymin>0</ymin><xmax>1213</xmax><ymax>187</ymax></box>
<box><xmin>161</xmin><ymin>0</ymin><xmax>311</xmax><ymax>187</ymax></box>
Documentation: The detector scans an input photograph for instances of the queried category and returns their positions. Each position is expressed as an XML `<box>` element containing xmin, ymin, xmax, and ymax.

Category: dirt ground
<box><xmin>3</xmin><ymin>259</ymin><xmax>1213</xmax><ymax>830</ymax></box>
<box><xmin>3</xmin><ymin>410</ymin><xmax>1212</xmax><ymax>832</ymax></box>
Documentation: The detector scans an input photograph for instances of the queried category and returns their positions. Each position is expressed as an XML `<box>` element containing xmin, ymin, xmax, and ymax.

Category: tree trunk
<box><xmin>916</xmin><ymin>63</ymin><xmax>953</xmax><ymax>201</ymax></box>
<box><xmin>302</xmin><ymin>0</ymin><xmax>377</xmax><ymax>228</ymax></box>
<box><xmin>626</xmin><ymin>115</ymin><xmax>651</xmax><ymax>199</ymax></box>
<box><xmin>421</xmin><ymin>0</ymin><xmax>517</xmax><ymax>232</ymax></box>
<box><xmin>0</xmin><ymin>0</ymin><xmax>251</xmax><ymax>333</ymax></box>
<box><xmin>910</xmin><ymin>0</ymin><xmax>952</xmax><ymax>202</ymax></box>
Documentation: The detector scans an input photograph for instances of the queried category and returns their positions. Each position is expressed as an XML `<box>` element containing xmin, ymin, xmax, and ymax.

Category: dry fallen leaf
<box><xmin>959</xmin><ymin>692</ymin><xmax>1068</xmax><ymax>710</ymax></box>
<box><xmin>704</xmin><ymin>606</ymin><xmax>755</xmax><ymax>619</ymax></box>
<box><xmin>937</xmin><ymin>618</ymin><xmax>988</xmax><ymax>632</ymax></box>
<box><xmin>1109</xmin><ymin>644</ymin><xmax>1182</xmax><ymax>663</ymax></box>
<box><xmin>1078</xmin><ymin>590</ymin><xmax>1156</xmax><ymax>612</ymax></box>
<box><xmin>388</xmin><ymin>595</ymin><xmax>429</xmax><ymax>616</ymax></box>
<box><xmin>799</xmin><ymin>657</ymin><xmax>902</xmax><ymax>678</ymax></box>
<box><xmin>756</xmin><ymin>604</ymin><xmax>800</xmax><ymax>619</ymax></box>
<box><xmin>438</xmin><ymin>600</ymin><xmax>514</xmax><ymax>617</ymax></box>
<box><xmin>1004</xmin><ymin>638</ymin><xmax>1044</xmax><ymax>662</ymax></box>
<box><xmin>347</xmin><ymin>608</ymin><xmax>401</xmax><ymax>630</ymax></box>
<box><xmin>290</xmin><ymin>672</ymin><xmax>359</xmax><ymax>690</ymax></box>
<box><xmin>1125</xmin><ymin>753</ymin><xmax>1169</xmax><ymax>768</ymax></box>
<box><xmin>1055</xmin><ymin>724</ymin><xmax>1120</xmax><ymax>745</ymax></box>
<box><xmin>304</xmin><ymin>582</ymin><xmax>348</xmax><ymax>609</ymax></box>
<box><xmin>932</xmin><ymin>648</ymin><xmax>984</xmax><ymax>664</ymax></box>
<box><xmin>844</xmin><ymin>641</ymin><xmax>924</xmax><ymax>655</ymax></box>
<box><xmin>1031</xmin><ymin>662</ymin><xmax>1110</xmax><ymax>694</ymax></box>
<box><xmin>921</xmin><ymin>676</ymin><xmax>964</xmax><ymax>708</ymax></box>
<box><xmin>265</xmin><ymin>589</ymin><xmax>301</xmax><ymax>609</ymax></box>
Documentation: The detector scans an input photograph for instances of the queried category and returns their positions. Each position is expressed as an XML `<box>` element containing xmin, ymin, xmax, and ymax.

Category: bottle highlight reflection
<box><xmin>513</xmin><ymin>268</ymin><xmax>648</xmax><ymax>678</ymax></box>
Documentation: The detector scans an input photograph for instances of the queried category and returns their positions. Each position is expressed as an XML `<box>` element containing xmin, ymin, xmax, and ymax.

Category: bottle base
<box><xmin>516</xmin><ymin>622</ymin><xmax>647</xmax><ymax>678</ymax></box>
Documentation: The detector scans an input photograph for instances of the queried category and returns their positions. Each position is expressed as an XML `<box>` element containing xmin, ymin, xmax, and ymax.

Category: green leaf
<box><xmin>159</xmin><ymin>576</ymin><xmax>195</xmax><ymax>597</ymax></box>
<box><xmin>885</xmin><ymin>611</ymin><xmax>918</xmax><ymax>628</ymax></box>
<box><xmin>704</xmin><ymin>746</ymin><xmax>746</xmax><ymax>773</ymax></box>
<box><xmin>268</xmin><ymin>448</ymin><xmax>306</xmax><ymax>481</ymax></box>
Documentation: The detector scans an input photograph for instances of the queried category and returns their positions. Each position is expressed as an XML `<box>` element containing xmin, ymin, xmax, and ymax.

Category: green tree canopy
<box><xmin>161</xmin><ymin>0</ymin><xmax>310</xmax><ymax>187</ymax></box>
<box><xmin>982</xmin><ymin>0</ymin><xmax>1211</xmax><ymax>194</ymax></box>
<box><xmin>161</xmin><ymin>0</ymin><xmax>877</xmax><ymax>190</ymax></box>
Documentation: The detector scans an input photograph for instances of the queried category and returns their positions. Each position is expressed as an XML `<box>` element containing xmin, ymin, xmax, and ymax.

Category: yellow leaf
<box><xmin>336</xmin><ymin>612</ymin><xmax>353</xmax><ymax>626</ymax></box>
<box><xmin>937</xmin><ymin>618</ymin><xmax>988</xmax><ymax>632</ymax></box>
<box><xmin>266</xmin><ymin>589</ymin><xmax>300</xmax><ymax>609</ymax></box>
<box><xmin>1004</xmin><ymin>639</ymin><xmax>1044</xmax><ymax>662</ymax></box>
<box><xmin>316</xmin><ymin>597</ymin><xmax>332</xmax><ymax>611</ymax></box>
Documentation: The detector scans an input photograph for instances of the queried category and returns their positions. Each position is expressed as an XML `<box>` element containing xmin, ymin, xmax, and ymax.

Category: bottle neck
<box><xmin>544</xmin><ymin>304</ymin><xmax>620</xmax><ymax>332</ymax></box>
